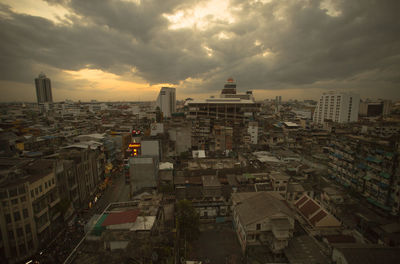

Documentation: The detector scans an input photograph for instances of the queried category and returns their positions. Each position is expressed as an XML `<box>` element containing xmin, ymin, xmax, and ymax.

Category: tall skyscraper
<box><xmin>156</xmin><ymin>87</ymin><xmax>176</xmax><ymax>118</ymax></box>
<box><xmin>34</xmin><ymin>73</ymin><xmax>53</xmax><ymax>103</ymax></box>
<box><xmin>313</xmin><ymin>91</ymin><xmax>360</xmax><ymax>124</ymax></box>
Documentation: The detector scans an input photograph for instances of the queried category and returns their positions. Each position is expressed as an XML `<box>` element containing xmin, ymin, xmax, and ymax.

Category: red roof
<box><xmin>295</xmin><ymin>196</ymin><xmax>308</xmax><ymax>207</ymax></box>
<box><xmin>101</xmin><ymin>210</ymin><xmax>140</xmax><ymax>226</ymax></box>
<box><xmin>299</xmin><ymin>200</ymin><xmax>320</xmax><ymax>217</ymax></box>
<box><xmin>309</xmin><ymin>210</ymin><xmax>328</xmax><ymax>226</ymax></box>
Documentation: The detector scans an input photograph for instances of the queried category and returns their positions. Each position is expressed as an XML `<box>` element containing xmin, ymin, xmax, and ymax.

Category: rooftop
<box><xmin>186</xmin><ymin>98</ymin><xmax>256</xmax><ymax>105</ymax></box>
<box><xmin>235</xmin><ymin>192</ymin><xmax>293</xmax><ymax>226</ymax></box>
<box><xmin>333</xmin><ymin>244</ymin><xmax>400</xmax><ymax>264</ymax></box>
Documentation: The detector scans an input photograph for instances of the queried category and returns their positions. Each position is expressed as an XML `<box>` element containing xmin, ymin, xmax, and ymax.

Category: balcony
<box><xmin>49</xmin><ymin>197</ymin><xmax>60</xmax><ymax>208</ymax></box>
<box><xmin>271</xmin><ymin>218</ymin><xmax>291</xmax><ymax>239</ymax></box>
<box><xmin>35</xmin><ymin>207</ymin><xmax>48</xmax><ymax>218</ymax></box>
<box><xmin>272</xmin><ymin>228</ymin><xmax>290</xmax><ymax>239</ymax></box>
<box><xmin>37</xmin><ymin>221</ymin><xmax>50</xmax><ymax>234</ymax></box>
<box><xmin>51</xmin><ymin>211</ymin><xmax>61</xmax><ymax>221</ymax></box>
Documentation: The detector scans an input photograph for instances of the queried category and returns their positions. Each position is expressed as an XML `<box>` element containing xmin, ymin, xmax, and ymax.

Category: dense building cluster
<box><xmin>1</xmin><ymin>77</ymin><xmax>400</xmax><ymax>264</ymax></box>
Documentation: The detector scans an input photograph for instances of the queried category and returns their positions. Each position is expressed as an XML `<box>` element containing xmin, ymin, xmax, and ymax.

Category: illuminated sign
<box><xmin>129</xmin><ymin>143</ymin><xmax>141</xmax><ymax>148</ymax></box>
<box><xmin>132</xmin><ymin>130</ymin><xmax>141</xmax><ymax>136</ymax></box>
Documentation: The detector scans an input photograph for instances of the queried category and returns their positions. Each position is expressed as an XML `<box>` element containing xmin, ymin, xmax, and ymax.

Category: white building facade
<box><xmin>156</xmin><ymin>87</ymin><xmax>176</xmax><ymax>118</ymax></box>
<box><xmin>313</xmin><ymin>91</ymin><xmax>360</xmax><ymax>124</ymax></box>
<box><xmin>247</xmin><ymin>122</ymin><xmax>258</xmax><ymax>145</ymax></box>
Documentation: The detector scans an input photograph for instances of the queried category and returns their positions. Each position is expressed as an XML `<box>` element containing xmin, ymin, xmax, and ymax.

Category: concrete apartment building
<box><xmin>232</xmin><ymin>192</ymin><xmax>294</xmax><ymax>254</ymax></box>
<box><xmin>156</xmin><ymin>87</ymin><xmax>176</xmax><ymax>118</ymax></box>
<box><xmin>0</xmin><ymin>159</ymin><xmax>61</xmax><ymax>264</ymax></box>
<box><xmin>59</xmin><ymin>148</ymin><xmax>102</xmax><ymax>209</ymax></box>
<box><xmin>129</xmin><ymin>157</ymin><xmax>158</xmax><ymax>194</ymax></box>
<box><xmin>313</xmin><ymin>91</ymin><xmax>360</xmax><ymax>124</ymax></box>
<box><xmin>326</xmin><ymin>134</ymin><xmax>399</xmax><ymax>215</ymax></box>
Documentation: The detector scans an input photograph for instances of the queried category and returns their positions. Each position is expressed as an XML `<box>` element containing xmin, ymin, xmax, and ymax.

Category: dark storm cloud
<box><xmin>1</xmin><ymin>0</ymin><xmax>400</xmax><ymax>99</ymax></box>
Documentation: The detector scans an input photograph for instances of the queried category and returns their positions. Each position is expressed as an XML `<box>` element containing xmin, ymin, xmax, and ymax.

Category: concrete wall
<box><xmin>129</xmin><ymin>157</ymin><xmax>157</xmax><ymax>192</ymax></box>
<box><xmin>141</xmin><ymin>140</ymin><xmax>160</xmax><ymax>160</ymax></box>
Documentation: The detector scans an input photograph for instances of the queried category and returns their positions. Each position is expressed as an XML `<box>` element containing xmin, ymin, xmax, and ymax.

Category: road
<box><xmin>29</xmin><ymin>170</ymin><xmax>131</xmax><ymax>264</ymax></box>
<box><xmin>91</xmin><ymin>171</ymin><xmax>130</xmax><ymax>215</ymax></box>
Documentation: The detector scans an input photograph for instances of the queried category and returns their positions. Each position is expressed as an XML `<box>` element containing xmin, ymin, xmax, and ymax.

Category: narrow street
<box><xmin>29</xmin><ymin>168</ymin><xmax>131</xmax><ymax>264</ymax></box>
<box><xmin>91</xmin><ymin>171</ymin><xmax>130</xmax><ymax>215</ymax></box>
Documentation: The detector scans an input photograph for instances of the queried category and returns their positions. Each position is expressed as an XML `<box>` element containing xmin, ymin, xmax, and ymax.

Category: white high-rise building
<box><xmin>247</xmin><ymin>121</ymin><xmax>258</xmax><ymax>144</ymax></box>
<box><xmin>34</xmin><ymin>73</ymin><xmax>53</xmax><ymax>103</ymax></box>
<box><xmin>156</xmin><ymin>87</ymin><xmax>176</xmax><ymax>118</ymax></box>
<box><xmin>313</xmin><ymin>91</ymin><xmax>360</xmax><ymax>124</ymax></box>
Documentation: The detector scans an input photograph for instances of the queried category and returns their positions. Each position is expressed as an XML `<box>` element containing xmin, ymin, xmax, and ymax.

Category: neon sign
<box><xmin>129</xmin><ymin>143</ymin><xmax>141</xmax><ymax>148</ymax></box>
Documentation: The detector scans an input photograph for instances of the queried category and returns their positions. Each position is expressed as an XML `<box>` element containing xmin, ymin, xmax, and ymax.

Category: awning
<box><xmin>357</xmin><ymin>163</ymin><xmax>367</xmax><ymax>170</ymax></box>
<box><xmin>385</xmin><ymin>152</ymin><xmax>394</xmax><ymax>158</ymax></box>
<box><xmin>379</xmin><ymin>182</ymin><xmax>389</xmax><ymax>189</ymax></box>
<box><xmin>366</xmin><ymin>156</ymin><xmax>382</xmax><ymax>164</ymax></box>
<box><xmin>367</xmin><ymin>197</ymin><xmax>391</xmax><ymax>211</ymax></box>
<box><xmin>376</xmin><ymin>149</ymin><xmax>384</xmax><ymax>154</ymax></box>
<box><xmin>243</xmin><ymin>173</ymin><xmax>255</xmax><ymax>179</ymax></box>
<box><xmin>333</xmin><ymin>153</ymin><xmax>343</xmax><ymax>159</ymax></box>
<box><xmin>379</xmin><ymin>172</ymin><xmax>391</xmax><ymax>179</ymax></box>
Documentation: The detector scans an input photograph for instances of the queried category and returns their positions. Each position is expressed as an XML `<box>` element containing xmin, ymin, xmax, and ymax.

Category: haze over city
<box><xmin>1</xmin><ymin>0</ymin><xmax>399</xmax><ymax>102</ymax></box>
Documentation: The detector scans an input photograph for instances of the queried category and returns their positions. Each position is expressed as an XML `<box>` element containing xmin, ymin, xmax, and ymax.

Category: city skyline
<box><xmin>1</xmin><ymin>0</ymin><xmax>400</xmax><ymax>102</ymax></box>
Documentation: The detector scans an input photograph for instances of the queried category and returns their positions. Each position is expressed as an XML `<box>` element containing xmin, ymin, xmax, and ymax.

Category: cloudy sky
<box><xmin>0</xmin><ymin>0</ymin><xmax>399</xmax><ymax>102</ymax></box>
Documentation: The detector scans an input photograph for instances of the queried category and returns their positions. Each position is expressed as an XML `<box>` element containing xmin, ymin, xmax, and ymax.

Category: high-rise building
<box><xmin>34</xmin><ymin>73</ymin><xmax>53</xmax><ymax>103</ymax></box>
<box><xmin>275</xmin><ymin>96</ymin><xmax>282</xmax><ymax>105</ymax></box>
<box><xmin>156</xmin><ymin>87</ymin><xmax>176</xmax><ymax>118</ymax></box>
<box><xmin>0</xmin><ymin>159</ymin><xmax>61</xmax><ymax>263</ymax></box>
<box><xmin>313</xmin><ymin>91</ymin><xmax>360</xmax><ymax>124</ymax></box>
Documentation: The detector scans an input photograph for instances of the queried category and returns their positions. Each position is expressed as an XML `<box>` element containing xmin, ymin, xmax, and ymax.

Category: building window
<box><xmin>25</xmin><ymin>224</ymin><xmax>31</xmax><ymax>234</ymax></box>
<box><xmin>52</xmin><ymin>178</ymin><xmax>55</xmax><ymax>184</ymax></box>
<box><xmin>9</xmin><ymin>188</ymin><xmax>18</xmax><ymax>197</ymax></box>
<box><xmin>20</xmin><ymin>196</ymin><xmax>27</xmax><ymax>203</ymax></box>
<box><xmin>18</xmin><ymin>186</ymin><xmax>26</xmax><ymax>194</ymax></box>
<box><xmin>13</xmin><ymin>211</ymin><xmax>21</xmax><ymax>222</ymax></box>
<box><xmin>256</xmin><ymin>224</ymin><xmax>261</xmax><ymax>230</ymax></box>
<box><xmin>27</xmin><ymin>240</ymin><xmax>33</xmax><ymax>250</ymax></box>
<box><xmin>16</xmin><ymin>227</ymin><xmax>23</xmax><ymax>237</ymax></box>
<box><xmin>8</xmin><ymin>230</ymin><xmax>14</xmax><ymax>240</ymax></box>
<box><xmin>5</xmin><ymin>214</ymin><xmax>12</xmax><ymax>224</ymax></box>
<box><xmin>39</xmin><ymin>186</ymin><xmax>42</xmax><ymax>193</ymax></box>
<box><xmin>2</xmin><ymin>201</ymin><xmax>8</xmax><ymax>207</ymax></box>
<box><xmin>35</xmin><ymin>188</ymin><xmax>38</xmax><ymax>195</ymax></box>
<box><xmin>23</xmin><ymin>209</ymin><xmax>29</xmax><ymax>218</ymax></box>
<box><xmin>0</xmin><ymin>190</ymin><xmax>7</xmax><ymax>199</ymax></box>
<box><xmin>31</xmin><ymin>190</ymin><xmax>34</xmax><ymax>198</ymax></box>
<box><xmin>11</xmin><ymin>199</ymin><xmax>18</xmax><ymax>205</ymax></box>
<box><xmin>45</xmin><ymin>182</ymin><xmax>48</xmax><ymax>189</ymax></box>
<box><xmin>19</xmin><ymin>244</ymin><xmax>27</xmax><ymax>255</ymax></box>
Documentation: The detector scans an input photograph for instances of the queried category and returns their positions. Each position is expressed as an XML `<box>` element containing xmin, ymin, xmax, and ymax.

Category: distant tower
<box><xmin>156</xmin><ymin>87</ymin><xmax>176</xmax><ymax>118</ymax></box>
<box><xmin>35</xmin><ymin>73</ymin><xmax>53</xmax><ymax>103</ymax></box>
<box><xmin>221</xmin><ymin>77</ymin><xmax>237</xmax><ymax>96</ymax></box>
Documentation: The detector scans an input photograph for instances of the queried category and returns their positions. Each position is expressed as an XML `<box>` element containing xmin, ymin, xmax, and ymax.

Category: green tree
<box><xmin>176</xmin><ymin>199</ymin><xmax>200</xmax><ymax>242</ymax></box>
